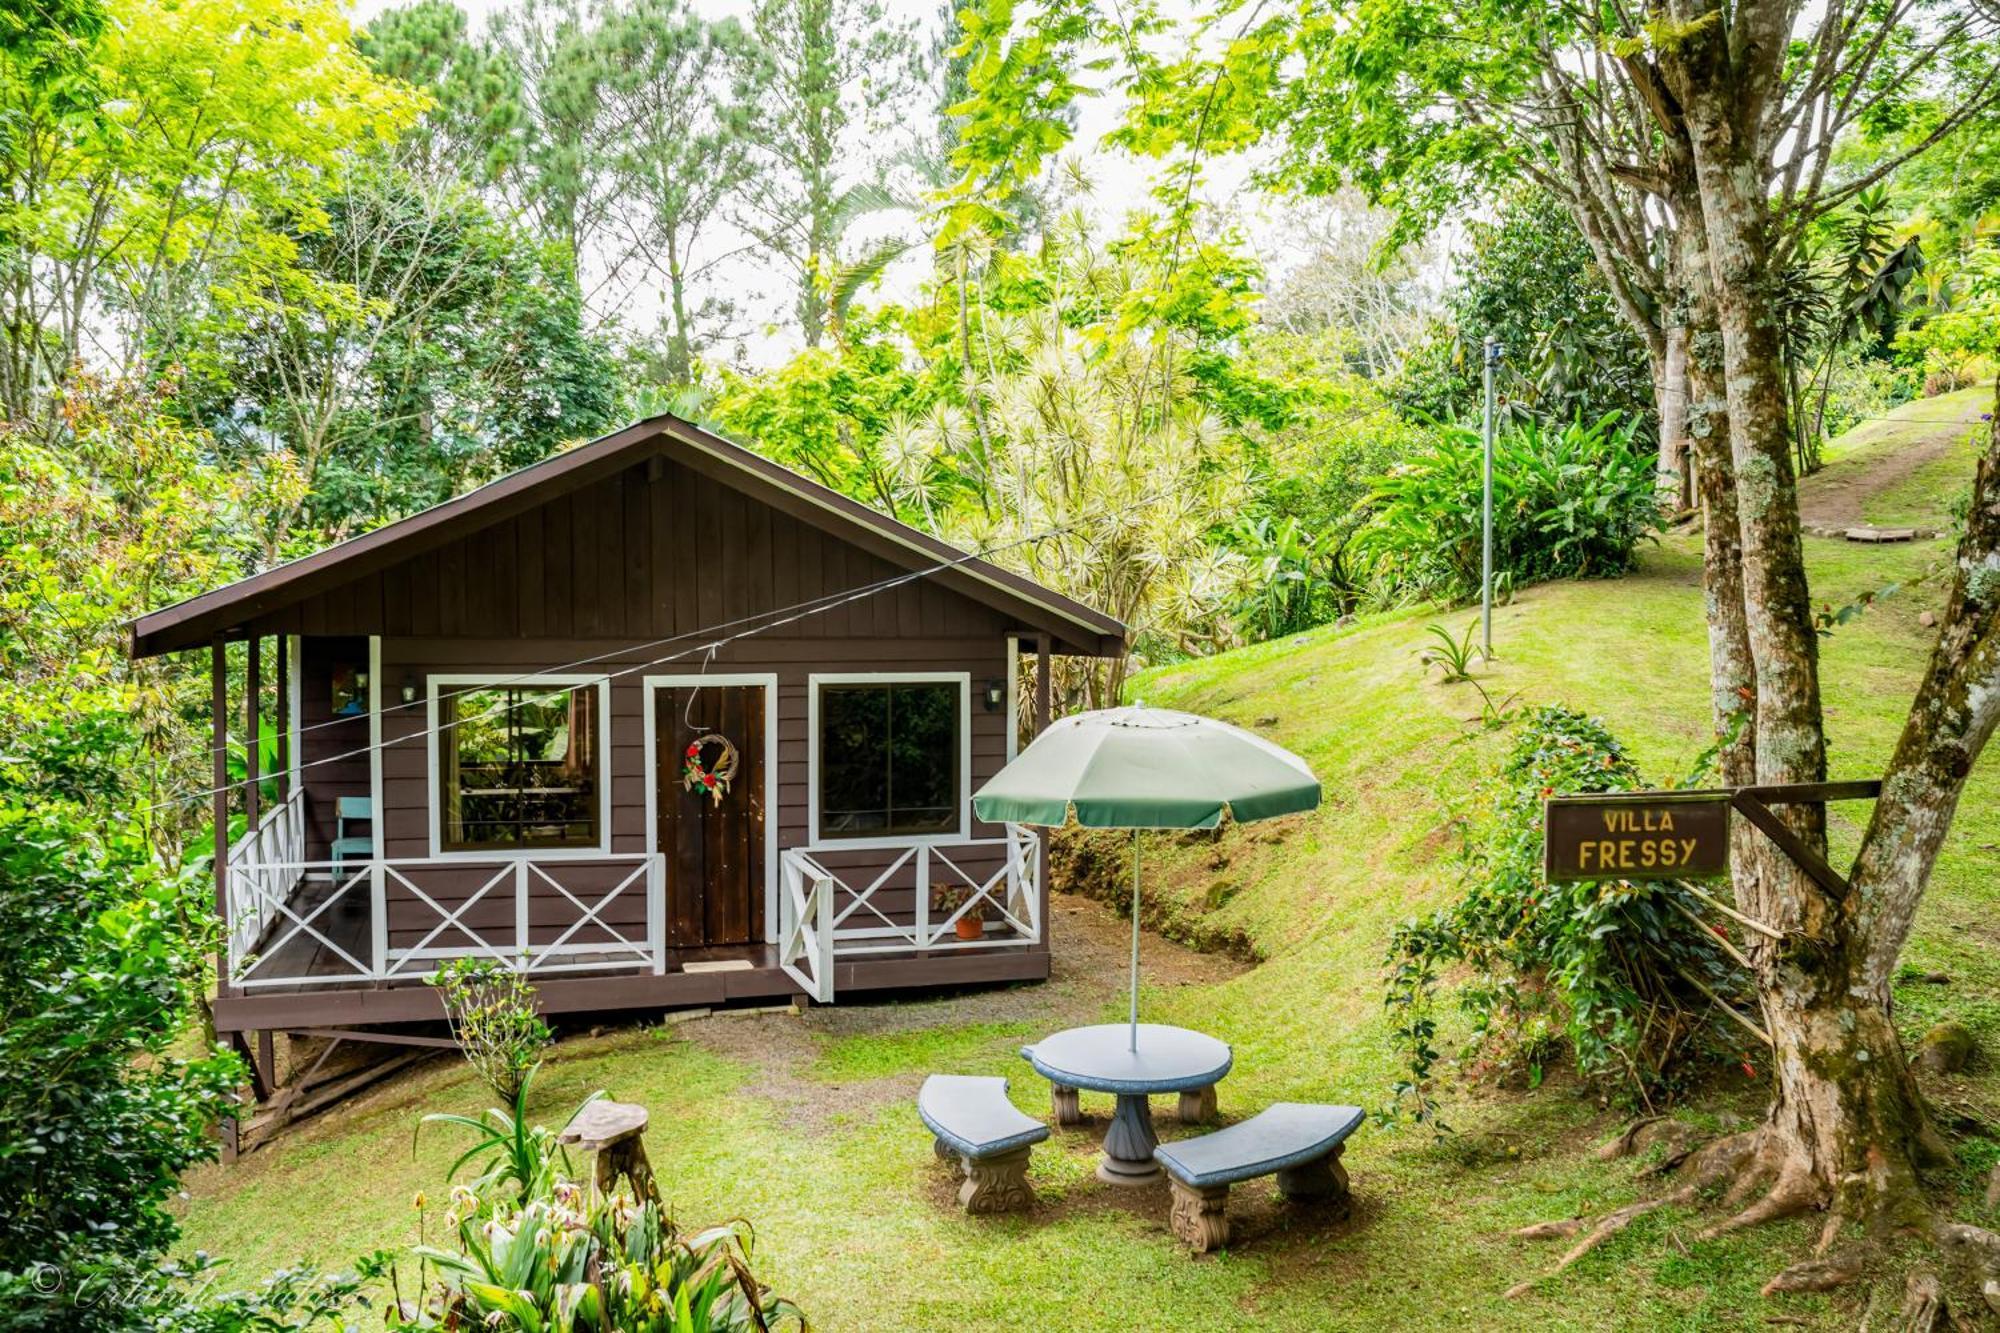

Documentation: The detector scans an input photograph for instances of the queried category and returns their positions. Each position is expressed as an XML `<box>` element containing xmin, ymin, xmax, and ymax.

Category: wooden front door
<box><xmin>655</xmin><ymin>684</ymin><xmax>765</xmax><ymax>948</ymax></box>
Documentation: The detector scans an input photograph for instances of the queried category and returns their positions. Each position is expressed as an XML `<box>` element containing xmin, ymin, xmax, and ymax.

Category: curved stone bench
<box><xmin>918</xmin><ymin>1075</ymin><xmax>1050</xmax><ymax>1214</ymax></box>
<box><xmin>1152</xmin><ymin>1102</ymin><xmax>1364</xmax><ymax>1251</ymax></box>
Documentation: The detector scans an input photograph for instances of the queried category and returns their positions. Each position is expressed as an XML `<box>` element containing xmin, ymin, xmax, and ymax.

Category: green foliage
<box><xmin>707</xmin><ymin>322</ymin><xmax>933</xmax><ymax>515</ymax></box>
<box><xmin>1358</xmin><ymin>413</ymin><xmax>1663</xmax><ymax>606</ymax></box>
<box><xmin>0</xmin><ymin>0</ymin><xmax>421</xmax><ymax>426</ymax></box>
<box><xmin>396</xmin><ymin>1091</ymin><xmax>802</xmax><ymax>1332</ymax></box>
<box><xmin>1385</xmin><ymin>706</ymin><xmax>1750</xmax><ymax>1125</ymax></box>
<box><xmin>1418</xmin><ymin>621</ymin><xmax>1479</xmax><ymax>683</ymax></box>
<box><xmin>394</xmin><ymin>1197</ymin><xmax>801</xmax><ymax>1332</ymax></box>
<box><xmin>428</xmin><ymin>958</ymin><xmax>555</xmax><ymax>1104</ymax></box>
<box><xmin>419</xmin><ymin>1070</ymin><xmax>598</xmax><ymax>1203</ymax></box>
<box><xmin>1393</xmin><ymin>192</ymin><xmax>1656</xmax><ymax>439</ymax></box>
<box><xmin>0</xmin><ymin>711</ymin><xmax>242</xmax><ymax>1297</ymax></box>
<box><xmin>203</xmin><ymin>161</ymin><xmax>618</xmax><ymax>535</ymax></box>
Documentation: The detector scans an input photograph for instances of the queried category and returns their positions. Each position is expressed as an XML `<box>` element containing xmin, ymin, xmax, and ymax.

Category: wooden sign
<box><xmin>1544</xmin><ymin>791</ymin><xmax>1731</xmax><ymax>883</ymax></box>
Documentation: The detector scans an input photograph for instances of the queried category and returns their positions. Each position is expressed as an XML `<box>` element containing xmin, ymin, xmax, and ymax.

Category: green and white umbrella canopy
<box><xmin>972</xmin><ymin>704</ymin><xmax>1322</xmax><ymax>830</ymax></box>
<box><xmin>973</xmin><ymin>704</ymin><xmax>1321</xmax><ymax>1050</ymax></box>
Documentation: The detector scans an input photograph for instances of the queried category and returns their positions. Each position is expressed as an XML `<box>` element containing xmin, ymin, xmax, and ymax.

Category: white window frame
<box><xmin>642</xmin><ymin>673</ymin><xmax>781</xmax><ymax>945</ymax></box>
<box><xmin>807</xmin><ymin>672</ymin><xmax>972</xmax><ymax>850</ymax></box>
<box><xmin>426</xmin><ymin>672</ymin><xmax>614</xmax><ymax>860</ymax></box>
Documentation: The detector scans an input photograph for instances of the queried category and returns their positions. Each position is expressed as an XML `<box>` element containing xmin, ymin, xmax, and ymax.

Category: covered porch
<box><xmin>219</xmin><ymin>783</ymin><xmax>1045</xmax><ymax>1013</ymax></box>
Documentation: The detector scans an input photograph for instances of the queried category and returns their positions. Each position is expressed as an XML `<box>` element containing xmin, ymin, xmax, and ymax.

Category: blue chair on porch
<box><xmin>331</xmin><ymin>797</ymin><xmax>373</xmax><ymax>874</ymax></box>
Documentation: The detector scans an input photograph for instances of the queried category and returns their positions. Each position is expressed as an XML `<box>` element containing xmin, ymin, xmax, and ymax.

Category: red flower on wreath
<box><xmin>682</xmin><ymin>733</ymin><xmax>738</xmax><ymax>807</ymax></box>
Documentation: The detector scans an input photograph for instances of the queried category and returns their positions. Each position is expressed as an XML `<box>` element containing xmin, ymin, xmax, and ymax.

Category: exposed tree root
<box><xmin>1761</xmin><ymin>1247</ymin><xmax>1863</xmax><ymax>1296</ymax></box>
<box><xmin>1509</xmin><ymin>1124</ymin><xmax>2000</xmax><ymax>1310</ymax></box>
<box><xmin>1696</xmin><ymin>1158</ymin><xmax>1821</xmax><ymax>1240</ymax></box>
<box><xmin>1894</xmin><ymin>1270</ymin><xmax>1947</xmax><ymax>1333</ymax></box>
<box><xmin>1503</xmin><ymin>1131</ymin><xmax>1757</xmax><ymax>1299</ymax></box>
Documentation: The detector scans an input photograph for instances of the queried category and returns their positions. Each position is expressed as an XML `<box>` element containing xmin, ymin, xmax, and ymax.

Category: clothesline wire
<box><xmin>143</xmin><ymin>474</ymin><xmax>1210</xmax><ymax>820</ymax></box>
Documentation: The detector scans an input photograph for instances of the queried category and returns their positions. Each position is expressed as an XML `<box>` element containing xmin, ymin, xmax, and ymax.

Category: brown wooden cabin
<box><xmin>129</xmin><ymin>414</ymin><xmax>1123</xmax><ymax>1074</ymax></box>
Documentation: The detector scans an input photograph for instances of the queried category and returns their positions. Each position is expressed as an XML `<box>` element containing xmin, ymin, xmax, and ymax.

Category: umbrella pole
<box><xmin>1129</xmin><ymin>829</ymin><xmax>1141</xmax><ymax>1053</ymax></box>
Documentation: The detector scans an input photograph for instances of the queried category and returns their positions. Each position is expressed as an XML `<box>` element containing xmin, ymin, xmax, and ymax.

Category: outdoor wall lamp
<box><xmin>983</xmin><ymin>678</ymin><xmax>1005</xmax><ymax>713</ymax></box>
<box><xmin>400</xmin><ymin>674</ymin><xmax>418</xmax><ymax>705</ymax></box>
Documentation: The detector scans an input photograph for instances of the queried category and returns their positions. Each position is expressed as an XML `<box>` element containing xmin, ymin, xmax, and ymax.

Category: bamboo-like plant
<box><xmin>427</xmin><ymin>956</ymin><xmax>551</xmax><ymax>1103</ymax></box>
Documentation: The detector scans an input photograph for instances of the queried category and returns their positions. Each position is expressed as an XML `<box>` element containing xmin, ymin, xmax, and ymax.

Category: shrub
<box><xmin>0</xmin><ymin>734</ymin><xmax>241</xmax><ymax>1283</ymax></box>
<box><xmin>393</xmin><ymin>1098</ymin><xmax>804</xmax><ymax>1332</ymax></box>
<box><xmin>391</xmin><ymin>1194</ymin><xmax>802</xmax><ymax>1333</ymax></box>
<box><xmin>1357</xmin><ymin>413</ymin><xmax>1662</xmax><ymax>606</ymax></box>
<box><xmin>428</xmin><ymin>958</ymin><xmax>552</xmax><ymax>1104</ymax></box>
<box><xmin>419</xmin><ymin>1070</ymin><xmax>597</xmax><ymax>1205</ymax></box>
<box><xmin>1384</xmin><ymin>706</ymin><xmax>1751</xmax><ymax>1126</ymax></box>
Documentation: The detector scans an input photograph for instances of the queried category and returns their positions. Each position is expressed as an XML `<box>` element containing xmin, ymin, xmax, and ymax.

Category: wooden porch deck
<box><xmin>215</xmin><ymin>876</ymin><xmax>1048</xmax><ymax>1034</ymax></box>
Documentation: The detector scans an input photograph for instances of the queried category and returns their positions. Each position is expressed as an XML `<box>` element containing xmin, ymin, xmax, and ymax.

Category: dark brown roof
<box><xmin>128</xmin><ymin>413</ymin><xmax>1126</xmax><ymax>659</ymax></box>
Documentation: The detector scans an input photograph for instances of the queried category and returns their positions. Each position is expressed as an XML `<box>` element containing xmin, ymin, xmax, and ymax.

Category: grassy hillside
<box><xmin>177</xmin><ymin>394</ymin><xmax>2000</xmax><ymax>1331</ymax></box>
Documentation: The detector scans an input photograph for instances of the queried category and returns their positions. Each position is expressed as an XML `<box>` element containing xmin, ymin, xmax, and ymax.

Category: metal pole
<box><xmin>1129</xmin><ymin>830</ymin><xmax>1141</xmax><ymax>1053</ymax></box>
<box><xmin>1481</xmin><ymin>335</ymin><xmax>1499</xmax><ymax>661</ymax></box>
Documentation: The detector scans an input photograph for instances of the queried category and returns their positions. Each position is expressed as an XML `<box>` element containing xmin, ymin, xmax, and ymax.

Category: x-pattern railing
<box><xmin>231</xmin><ymin>861</ymin><xmax>374</xmax><ymax>988</ymax></box>
<box><xmin>780</xmin><ymin>826</ymin><xmax>1042</xmax><ymax>969</ymax></box>
<box><xmin>221</xmin><ymin>839</ymin><xmax>663</xmax><ymax>987</ymax></box>
<box><xmin>779</xmin><ymin>853</ymin><xmax>834</xmax><ymax>1003</ymax></box>
<box><xmin>523</xmin><ymin>860</ymin><xmax>654</xmax><ymax>972</ymax></box>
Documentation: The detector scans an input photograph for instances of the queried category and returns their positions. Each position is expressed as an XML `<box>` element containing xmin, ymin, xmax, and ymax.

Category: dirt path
<box><xmin>1797</xmin><ymin>393</ymin><xmax>1988</xmax><ymax>531</ymax></box>
<box><xmin>681</xmin><ymin>889</ymin><xmax>1249</xmax><ymax>1129</ymax></box>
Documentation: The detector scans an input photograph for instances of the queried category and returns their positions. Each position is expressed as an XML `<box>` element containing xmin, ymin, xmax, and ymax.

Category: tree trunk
<box><xmin>1659</xmin><ymin>323</ymin><xmax>1692</xmax><ymax>510</ymax></box>
<box><xmin>1849</xmin><ymin>387</ymin><xmax>2000</xmax><ymax>1002</ymax></box>
<box><xmin>1671</xmin><ymin>4</ymin><xmax>1938</xmax><ymax>1233</ymax></box>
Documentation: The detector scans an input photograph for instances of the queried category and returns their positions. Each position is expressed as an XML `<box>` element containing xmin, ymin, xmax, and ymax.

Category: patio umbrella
<box><xmin>973</xmin><ymin>704</ymin><xmax>1321</xmax><ymax>1051</ymax></box>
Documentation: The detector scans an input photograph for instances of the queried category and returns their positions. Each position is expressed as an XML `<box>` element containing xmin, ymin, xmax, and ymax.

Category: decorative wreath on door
<box><xmin>682</xmin><ymin>733</ymin><xmax>739</xmax><ymax>806</ymax></box>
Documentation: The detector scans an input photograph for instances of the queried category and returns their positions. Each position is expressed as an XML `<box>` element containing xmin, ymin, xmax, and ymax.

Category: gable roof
<box><xmin>128</xmin><ymin>413</ymin><xmax>1126</xmax><ymax>659</ymax></box>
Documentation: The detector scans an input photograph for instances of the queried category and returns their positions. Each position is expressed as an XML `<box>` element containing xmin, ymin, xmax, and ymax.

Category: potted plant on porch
<box><xmin>934</xmin><ymin>885</ymin><xmax>984</xmax><ymax>940</ymax></box>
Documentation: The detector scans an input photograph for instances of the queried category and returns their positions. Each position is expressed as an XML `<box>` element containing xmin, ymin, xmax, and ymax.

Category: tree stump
<box><xmin>559</xmin><ymin>1100</ymin><xmax>659</xmax><ymax>1205</ymax></box>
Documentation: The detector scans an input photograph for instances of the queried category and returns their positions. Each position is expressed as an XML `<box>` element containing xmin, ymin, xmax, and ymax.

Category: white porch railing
<box><xmin>778</xmin><ymin>824</ymin><xmax>1043</xmax><ymax>1001</ymax></box>
<box><xmin>224</xmin><ymin>787</ymin><xmax>307</xmax><ymax>966</ymax></box>
<box><xmin>224</xmin><ymin>849</ymin><xmax>664</xmax><ymax>989</ymax></box>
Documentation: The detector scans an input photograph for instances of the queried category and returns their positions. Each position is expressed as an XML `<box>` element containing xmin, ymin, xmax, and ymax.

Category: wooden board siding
<box><xmin>282</xmin><ymin>457</ymin><xmax>1022</xmax><ymax>958</ymax></box>
<box><xmin>260</xmin><ymin>458</ymin><xmax>1015</xmax><ymax>645</ymax></box>
<box><xmin>298</xmin><ymin>635</ymin><xmax>370</xmax><ymax>863</ymax></box>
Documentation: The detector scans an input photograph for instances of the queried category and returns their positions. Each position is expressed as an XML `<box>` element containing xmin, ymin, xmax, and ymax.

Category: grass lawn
<box><xmin>176</xmin><ymin>397</ymin><xmax>2000</xmax><ymax>1331</ymax></box>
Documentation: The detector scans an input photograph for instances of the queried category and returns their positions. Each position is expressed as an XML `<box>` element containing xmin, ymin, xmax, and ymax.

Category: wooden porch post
<box><xmin>244</xmin><ymin>635</ymin><xmax>260</xmax><ymax>830</ymax></box>
<box><xmin>211</xmin><ymin>637</ymin><xmax>230</xmax><ymax>1001</ymax></box>
<box><xmin>274</xmin><ymin>635</ymin><xmax>290</xmax><ymax>799</ymax></box>
<box><xmin>1034</xmin><ymin>635</ymin><xmax>1052</xmax><ymax>946</ymax></box>
<box><xmin>1034</xmin><ymin>635</ymin><xmax>1051</xmax><ymax>736</ymax></box>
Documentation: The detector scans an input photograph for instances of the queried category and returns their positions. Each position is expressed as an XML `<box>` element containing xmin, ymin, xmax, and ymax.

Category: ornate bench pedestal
<box><xmin>1177</xmin><ymin>1084</ymin><xmax>1217</xmax><ymax>1125</ymax></box>
<box><xmin>919</xmin><ymin>1075</ymin><xmax>1050</xmax><ymax>1215</ymax></box>
<box><xmin>1154</xmin><ymin>1103</ymin><xmax>1364</xmax><ymax>1254</ymax></box>
<box><xmin>958</xmin><ymin>1145</ymin><xmax>1035</xmax><ymax>1214</ymax></box>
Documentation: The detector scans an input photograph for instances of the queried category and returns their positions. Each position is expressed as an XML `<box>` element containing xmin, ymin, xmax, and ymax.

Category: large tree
<box><xmin>593</xmin><ymin>0</ymin><xmax>762</xmax><ymax>384</ymax></box>
<box><xmin>0</xmin><ymin>0</ymin><xmax>418</xmax><ymax>430</ymax></box>
<box><xmin>737</xmin><ymin>0</ymin><xmax>923</xmax><ymax>348</ymax></box>
<box><xmin>955</xmin><ymin>0</ymin><xmax>2000</xmax><ymax>1295</ymax></box>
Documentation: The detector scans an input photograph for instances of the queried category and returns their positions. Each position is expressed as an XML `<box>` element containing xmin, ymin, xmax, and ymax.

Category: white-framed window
<box><xmin>426</xmin><ymin>674</ymin><xmax>613</xmax><ymax>858</ymax></box>
<box><xmin>807</xmin><ymin>673</ymin><xmax>971</xmax><ymax>848</ymax></box>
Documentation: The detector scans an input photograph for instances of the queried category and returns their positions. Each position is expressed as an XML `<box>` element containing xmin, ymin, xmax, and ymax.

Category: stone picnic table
<box><xmin>1022</xmin><ymin>1023</ymin><xmax>1232</xmax><ymax>1185</ymax></box>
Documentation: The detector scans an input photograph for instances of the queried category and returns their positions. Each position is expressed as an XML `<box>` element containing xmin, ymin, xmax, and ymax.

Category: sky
<box><xmin>342</xmin><ymin>0</ymin><xmax>1393</xmax><ymax>368</ymax></box>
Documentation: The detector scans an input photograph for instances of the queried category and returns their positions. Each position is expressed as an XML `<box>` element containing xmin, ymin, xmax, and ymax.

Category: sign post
<box><xmin>1480</xmin><ymin>336</ymin><xmax>1500</xmax><ymax>662</ymax></box>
